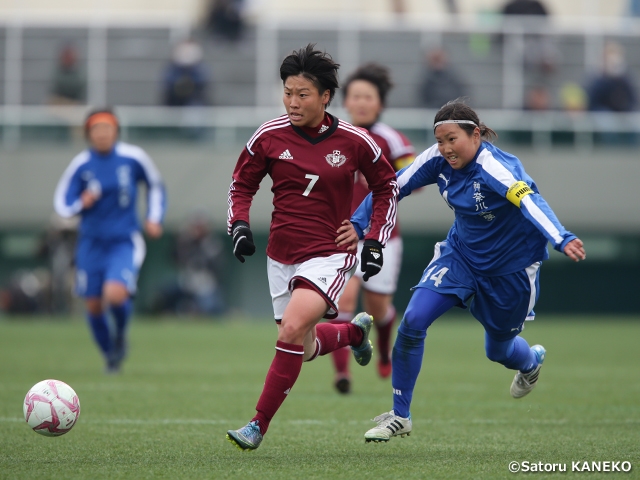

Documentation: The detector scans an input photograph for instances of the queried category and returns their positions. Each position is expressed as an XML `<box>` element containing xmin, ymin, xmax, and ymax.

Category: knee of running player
<box><xmin>85</xmin><ymin>298</ymin><xmax>103</xmax><ymax>316</ymax></box>
<box><xmin>278</xmin><ymin>318</ymin><xmax>310</xmax><ymax>345</ymax></box>
<box><xmin>484</xmin><ymin>332</ymin><xmax>534</xmax><ymax>370</ymax></box>
<box><xmin>103</xmin><ymin>281</ymin><xmax>129</xmax><ymax>307</ymax></box>
<box><xmin>484</xmin><ymin>338</ymin><xmax>511</xmax><ymax>364</ymax></box>
<box><xmin>394</xmin><ymin>303</ymin><xmax>428</xmax><ymax>354</ymax></box>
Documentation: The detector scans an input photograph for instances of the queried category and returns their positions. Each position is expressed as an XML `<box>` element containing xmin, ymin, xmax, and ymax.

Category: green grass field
<box><xmin>1</xmin><ymin>315</ymin><xmax>639</xmax><ymax>479</ymax></box>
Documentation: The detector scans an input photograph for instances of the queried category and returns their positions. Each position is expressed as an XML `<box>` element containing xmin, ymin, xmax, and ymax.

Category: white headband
<box><xmin>433</xmin><ymin>119</ymin><xmax>478</xmax><ymax>130</ymax></box>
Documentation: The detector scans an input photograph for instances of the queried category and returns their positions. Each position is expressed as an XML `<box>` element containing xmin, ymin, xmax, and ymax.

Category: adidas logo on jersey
<box><xmin>372</xmin><ymin>252</ymin><xmax>381</xmax><ymax>259</ymax></box>
<box><xmin>318</xmin><ymin>277</ymin><xmax>327</xmax><ymax>285</ymax></box>
<box><xmin>318</xmin><ymin>125</ymin><xmax>329</xmax><ymax>134</ymax></box>
<box><xmin>279</xmin><ymin>149</ymin><xmax>293</xmax><ymax>160</ymax></box>
<box><xmin>284</xmin><ymin>388</ymin><xmax>291</xmax><ymax>395</ymax></box>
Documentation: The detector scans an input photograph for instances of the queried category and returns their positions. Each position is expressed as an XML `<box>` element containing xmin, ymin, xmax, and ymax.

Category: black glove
<box><xmin>361</xmin><ymin>239</ymin><xmax>383</xmax><ymax>281</ymax></box>
<box><xmin>232</xmin><ymin>221</ymin><xmax>255</xmax><ymax>263</ymax></box>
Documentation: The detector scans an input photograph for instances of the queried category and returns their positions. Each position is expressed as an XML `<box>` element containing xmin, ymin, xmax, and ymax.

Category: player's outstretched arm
<box><xmin>563</xmin><ymin>238</ymin><xmax>586</xmax><ymax>262</ymax></box>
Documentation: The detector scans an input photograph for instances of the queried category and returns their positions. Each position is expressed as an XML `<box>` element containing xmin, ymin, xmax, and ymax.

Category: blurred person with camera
<box><xmin>54</xmin><ymin>109</ymin><xmax>166</xmax><ymax>373</ymax></box>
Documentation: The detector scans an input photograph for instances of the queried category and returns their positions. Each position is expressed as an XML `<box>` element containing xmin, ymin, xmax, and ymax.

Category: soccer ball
<box><xmin>23</xmin><ymin>379</ymin><xmax>81</xmax><ymax>436</ymax></box>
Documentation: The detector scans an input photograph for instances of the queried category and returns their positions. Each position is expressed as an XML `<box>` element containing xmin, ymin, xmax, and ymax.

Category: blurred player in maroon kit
<box><xmin>330</xmin><ymin>63</ymin><xmax>415</xmax><ymax>394</ymax></box>
<box><xmin>225</xmin><ymin>44</ymin><xmax>399</xmax><ymax>450</ymax></box>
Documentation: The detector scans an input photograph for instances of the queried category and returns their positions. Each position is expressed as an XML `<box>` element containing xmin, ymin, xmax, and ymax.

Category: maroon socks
<box><xmin>252</xmin><ymin>341</ymin><xmax>304</xmax><ymax>435</ymax></box>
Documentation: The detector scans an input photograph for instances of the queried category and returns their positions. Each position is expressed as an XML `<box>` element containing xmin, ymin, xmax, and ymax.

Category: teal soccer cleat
<box><xmin>511</xmin><ymin>344</ymin><xmax>546</xmax><ymax>398</ymax></box>
<box><xmin>226</xmin><ymin>421</ymin><xmax>263</xmax><ymax>451</ymax></box>
<box><xmin>350</xmin><ymin>312</ymin><xmax>374</xmax><ymax>366</ymax></box>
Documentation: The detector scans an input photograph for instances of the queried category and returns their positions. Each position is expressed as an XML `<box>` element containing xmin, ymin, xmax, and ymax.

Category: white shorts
<box><xmin>353</xmin><ymin>236</ymin><xmax>403</xmax><ymax>295</ymax></box>
<box><xmin>267</xmin><ymin>253</ymin><xmax>358</xmax><ymax>321</ymax></box>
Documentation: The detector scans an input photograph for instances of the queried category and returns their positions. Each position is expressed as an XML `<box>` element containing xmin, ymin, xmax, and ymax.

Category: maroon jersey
<box><xmin>351</xmin><ymin>122</ymin><xmax>415</xmax><ymax>239</ymax></box>
<box><xmin>227</xmin><ymin>113</ymin><xmax>399</xmax><ymax>265</ymax></box>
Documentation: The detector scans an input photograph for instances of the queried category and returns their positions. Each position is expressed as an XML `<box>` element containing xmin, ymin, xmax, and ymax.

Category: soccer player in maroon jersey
<box><xmin>225</xmin><ymin>44</ymin><xmax>399</xmax><ymax>450</ymax></box>
<box><xmin>329</xmin><ymin>63</ymin><xmax>416</xmax><ymax>394</ymax></box>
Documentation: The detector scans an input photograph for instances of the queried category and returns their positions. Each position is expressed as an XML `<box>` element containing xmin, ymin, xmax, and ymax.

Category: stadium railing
<box><xmin>1</xmin><ymin>105</ymin><xmax>639</xmax><ymax>150</ymax></box>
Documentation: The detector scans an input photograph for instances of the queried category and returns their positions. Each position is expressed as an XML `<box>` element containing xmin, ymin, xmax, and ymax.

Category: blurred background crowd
<box><xmin>0</xmin><ymin>0</ymin><xmax>638</xmax><ymax>318</ymax></box>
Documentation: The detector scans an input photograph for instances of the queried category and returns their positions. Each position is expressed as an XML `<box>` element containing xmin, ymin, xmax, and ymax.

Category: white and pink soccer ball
<box><xmin>23</xmin><ymin>379</ymin><xmax>80</xmax><ymax>436</ymax></box>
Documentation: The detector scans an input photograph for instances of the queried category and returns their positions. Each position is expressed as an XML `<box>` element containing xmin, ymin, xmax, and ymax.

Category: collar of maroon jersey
<box><xmin>290</xmin><ymin>113</ymin><xmax>339</xmax><ymax>145</ymax></box>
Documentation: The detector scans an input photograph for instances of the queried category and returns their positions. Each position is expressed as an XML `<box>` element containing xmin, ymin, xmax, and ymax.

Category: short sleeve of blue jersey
<box><xmin>351</xmin><ymin>145</ymin><xmax>441</xmax><ymax>238</ymax></box>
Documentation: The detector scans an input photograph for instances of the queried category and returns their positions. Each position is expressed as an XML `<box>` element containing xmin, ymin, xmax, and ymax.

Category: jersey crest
<box><xmin>325</xmin><ymin>150</ymin><xmax>348</xmax><ymax>168</ymax></box>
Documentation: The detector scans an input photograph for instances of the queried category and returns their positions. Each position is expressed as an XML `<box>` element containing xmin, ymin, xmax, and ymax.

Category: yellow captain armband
<box><xmin>506</xmin><ymin>181</ymin><xmax>534</xmax><ymax>207</ymax></box>
<box><xmin>393</xmin><ymin>156</ymin><xmax>415</xmax><ymax>171</ymax></box>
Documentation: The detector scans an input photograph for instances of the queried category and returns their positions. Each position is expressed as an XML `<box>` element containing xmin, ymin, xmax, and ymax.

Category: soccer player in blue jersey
<box><xmin>54</xmin><ymin>109</ymin><xmax>166</xmax><ymax>373</ymax></box>
<box><xmin>349</xmin><ymin>100</ymin><xmax>586</xmax><ymax>442</ymax></box>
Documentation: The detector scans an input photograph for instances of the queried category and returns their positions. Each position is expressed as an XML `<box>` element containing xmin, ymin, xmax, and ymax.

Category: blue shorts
<box><xmin>75</xmin><ymin>233</ymin><xmax>146</xmax><ymax>298</ymax></box>
<box><xmin>414</xmin><ymin>241</ymin><xmax>541</xmax><ymax>341</ymax></box>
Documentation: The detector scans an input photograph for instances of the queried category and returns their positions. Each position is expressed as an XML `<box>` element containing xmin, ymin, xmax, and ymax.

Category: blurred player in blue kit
<box><xmin>350</xmin><ymin>100</ymin><xmax>586</xmax><ymax>442</ymax></box>
<box><xmin>54</xmin><ymin>109</ymin><xmax>166</xmax><ymax>372</ymax></box>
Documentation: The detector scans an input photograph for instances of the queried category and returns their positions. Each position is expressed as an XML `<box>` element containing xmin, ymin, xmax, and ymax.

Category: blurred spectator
<box><xmin>587</xmin><ymin>41</ymin><xmax>637</xmax><ymax>113</ymax></box>
<box><xmin>50</xmin><ymin>44</ymin><xmax>86</xmax><ymax>105</ymax></box>
<box><xmin>500</xmin><ymin>0</ymin><xmax>559</xmax><ymax>78</ymax></box>
<box><xmin>153</xmin><ymin>214</ymin><xmax>226</xmax><ymax>316</ymax></box>
<box><xmin>560</xmin><ymin>82</ymin><xmax>587</xmax><ymax>112</ymax></box>
<box><xmin>418</xmin><ymin>48</ymin><xmax>465</xmax><ymax>108</ymax></box>
<box><xmin>0</xmin><ymin>269</ymin><xmax>50</xmax><ymax>315</ymax></box>
<box><xmin>630</xmin><ymin>0</ymin><xmax>640</xmax><ymax>16</ymax></box>
<box><xmin>206</xmin><ymin>0</ymin><xmax>245</xmax><ymax>42</ymax></box>
<box><xmin>37</xmin><ymin>214</ymin><xmax>79</xmax><ymax>314</ymax></box>
<box><xmin>162</xmin><ymin>40</ymin><xmax>210</xmax><ymax>107</ymax></box>
<box><xmin>502</xmin><ymin>0</ymin><xmax>548</xmax><ymax>16</ymax></box>
<box><xmin>524</xmin><ymin>85</ymin><xmax>551</xmax><ymax>110</ymax></box>
<box><xmin>444</xmin><ymin>0</ymin><xmax>459</xmax><ymax>14</ymax></box>
<box><xmin>391</xmin><ymin>0</ymin><xmax>407</xmax><ymax>14</ymax></box>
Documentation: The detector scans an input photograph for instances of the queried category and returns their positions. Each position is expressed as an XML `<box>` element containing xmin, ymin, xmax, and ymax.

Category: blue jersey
<box><xmin>54</xmin><ymin>142</ymin><xmax>166</xmax><ymax>240</ymax></box>
<box><xmin>352</xmin><ymin>141</ymin><xmax>576</xmax><ymax>276</ymax></box>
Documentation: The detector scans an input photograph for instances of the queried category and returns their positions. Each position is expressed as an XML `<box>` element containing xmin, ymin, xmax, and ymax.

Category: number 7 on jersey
<box><xmin>302</xmin><ymin>174</ymin><xmax>319</xmax><ymax>197</ymax></box>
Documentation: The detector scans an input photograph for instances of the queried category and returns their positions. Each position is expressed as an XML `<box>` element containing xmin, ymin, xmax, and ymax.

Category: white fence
<box><xmin>1</xmin><ymin>105</ymin><xmax>639</xmax><ymax>151</ymax></box>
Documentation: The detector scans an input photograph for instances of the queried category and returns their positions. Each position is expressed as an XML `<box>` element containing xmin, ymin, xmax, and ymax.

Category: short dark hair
<box><xmin>342</xmin><ymin>63</ymin><xmax>393</xmax><ymax>106</ymax></box>
<box><xmin>433</xmin><ymin>99</ymin><xmax>497</xmax><ymax>141</ymax></box>
<box><xmin>280</xmin><ymin>44</ymin><xmax>340</xmax><ymax>106</ymax></box>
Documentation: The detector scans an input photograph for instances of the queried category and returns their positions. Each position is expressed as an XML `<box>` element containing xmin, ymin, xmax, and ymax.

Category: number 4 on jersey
<box><xmin>420</xmin><ymin>265</ymin><xmax>449</xmax><ymax>287</ymax></box>
<box><xmin>302</xmin><ymin>174</ymin><xmax>319</xmax><ymax>197</ymax></box>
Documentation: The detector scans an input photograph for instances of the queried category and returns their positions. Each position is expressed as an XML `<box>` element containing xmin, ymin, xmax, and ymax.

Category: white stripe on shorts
<box><xmin>525</xmin><ymin>262</ymin><xmax>540</xmax><ymax>320</ymax></box>
<box><xmin>327</xmin><ymin>254</ymin><xmax>357</xmax><ymax>300</ymax></box>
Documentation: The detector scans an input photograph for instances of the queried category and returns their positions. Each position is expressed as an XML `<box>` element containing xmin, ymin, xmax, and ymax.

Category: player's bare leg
<box><xmin>363</xmin><ymin>291</ymin><xmax>395</xmax><ymax>378</ymax></box>
<box><xmin>330</xmin><ymin>277</ymin><xmax>360</xmax><ymax>393</ymax></box>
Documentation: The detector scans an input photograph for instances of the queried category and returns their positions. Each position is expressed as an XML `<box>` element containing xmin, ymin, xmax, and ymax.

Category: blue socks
<box><xmin>389</xmin><ymin>288</ymin><xmax>539</xmax><ymax>419</ymax></box>
<box><xmin>484</xmin><ymin>333</ymin><xmax>538</xmax><ymax>373</ymax></box>
<box><xmin>87</xmin><ymin>300</ymin><xmax>132</xmax><ymax>360</ymax></box>
<box><xmin>391</xmin><ymin>288</ymin><xmax>459</xmax><ymax>419</ymax></box>
<box><xmin>110</xmin><ymin>300</ymin><xmax>132</xmax><ymax>342</ymax></box>
<box><xmin>87</xmin><ymin>312</ymin><xmax>112</xmax><ymax>357</ymax></box>
<box><xmin>391</xmin><ymin>321</ymin><xmax>426</xmax><ymax>418</ymax></box>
